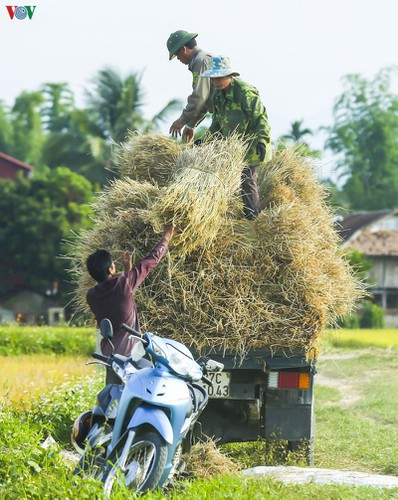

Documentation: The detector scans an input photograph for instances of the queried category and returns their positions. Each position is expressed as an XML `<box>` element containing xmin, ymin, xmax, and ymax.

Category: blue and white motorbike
<box><xmin>72</xmin><ymin>319</ymin><xmax>223</xmax><ymax>495</ymax></box>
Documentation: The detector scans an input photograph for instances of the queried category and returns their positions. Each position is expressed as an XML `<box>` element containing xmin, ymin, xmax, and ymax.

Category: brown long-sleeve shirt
<box><xmin>86</xmin><ymin>238</ymin><xmax>169</xmax><ymax>356</ymax></box>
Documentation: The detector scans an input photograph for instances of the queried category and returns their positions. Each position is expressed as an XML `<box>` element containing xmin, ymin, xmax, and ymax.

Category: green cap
<box><xmin>167</xmin><ymin>30</ymin><xmax>198</xmax><ymax>60</ymax></box>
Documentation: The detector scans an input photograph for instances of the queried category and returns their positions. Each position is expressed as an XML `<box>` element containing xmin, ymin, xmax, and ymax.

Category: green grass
<box><xmin>1</xmin><ymin>325</ymin><xmax>397</xmax><ymax>355</ymax></box>
<box><xmin>123</xmin><ymin>476</ymin><xmax>398</xmax><ymax>499</ymax></box>
<box><xmin>0</xmin><ymin>325</ymin><xmax>96</xmax><ymax>355</ymax></box>
<box><xmin>2</xmin><ymin>327</ymin><xmax>398</xmax><ymax>498</ymax></box>
<box><xmin>315</xmin><ymin>348</ymin><xmax>398</xmax><ymax>476</ymax></box>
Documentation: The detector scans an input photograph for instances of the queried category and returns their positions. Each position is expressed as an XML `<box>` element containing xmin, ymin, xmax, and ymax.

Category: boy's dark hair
<box><xmin>86</xmin><ymin>249</ymin><xmax>112</xmax><ymax>283</ymax></box>
<box><xmin>184</xmin><ymin>38</ymin><xmax>197</xmax><ymax>50</ymax></box>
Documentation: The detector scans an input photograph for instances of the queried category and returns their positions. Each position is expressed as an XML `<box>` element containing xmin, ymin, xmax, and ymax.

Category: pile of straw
<box><xmin>152</xmin><ymin>138</ymin><xmax>246</xmax><ymax>254</ymax></box>
<box><xmin>183</xmin><ymin>439</ymin><xmax>239</xmax><ymax>479</ymax></box>
<box><xmin>68</xmin><ymin>134</ymin><xmax>362</xmax><ymax>359</ymax></box>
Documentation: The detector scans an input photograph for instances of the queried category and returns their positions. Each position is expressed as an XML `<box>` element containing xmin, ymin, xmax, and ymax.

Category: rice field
<box><xmin>0</xmin><ymin>354</ymin><xmax>97</xmax><ymax>405</ymax></box>
<box><xmin>324</xmin><ymin>328</ymin><xmax>398</xmax><ymax>349</ymax></box>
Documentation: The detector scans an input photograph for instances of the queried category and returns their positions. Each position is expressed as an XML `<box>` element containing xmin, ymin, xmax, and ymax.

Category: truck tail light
<box><xmin>268</xmin><ymin>371</ymin><xmax>310</xmax><ymax>390</ymax></box>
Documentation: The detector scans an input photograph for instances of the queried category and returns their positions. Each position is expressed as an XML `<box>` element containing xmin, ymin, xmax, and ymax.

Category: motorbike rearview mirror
<box><xmin>100</xmin><ymin>318</ymin><xmax>113</xmax><ymax>339</ymax></box>
<box><xmin>99</xmin><ymin>318</ymin><xmax>115</xmax><ymax>352</ymax></box>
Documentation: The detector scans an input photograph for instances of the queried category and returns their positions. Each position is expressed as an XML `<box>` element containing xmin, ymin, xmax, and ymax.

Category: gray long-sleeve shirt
<box><xmin>178</xmin><ymin>47</ymin><xmax>214</xmax><ymax>128</ymax></box>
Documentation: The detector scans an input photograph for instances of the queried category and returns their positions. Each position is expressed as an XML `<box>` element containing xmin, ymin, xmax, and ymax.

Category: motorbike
<box><xmin>71</xmin><ymin>319</ymin><xmax>223</xmax><ymax>495</ymax></box>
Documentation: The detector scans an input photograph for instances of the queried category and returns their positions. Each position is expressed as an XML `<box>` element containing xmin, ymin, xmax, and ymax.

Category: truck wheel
<box><xmin>287</xmin><ymin>439</ymin><xmax>314</xmax><ymax>466</ymax></box>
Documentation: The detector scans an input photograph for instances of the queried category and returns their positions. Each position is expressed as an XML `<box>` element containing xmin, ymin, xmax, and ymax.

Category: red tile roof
<box><xmin>337</xmin><ymin>210</ymin><xmax>398</xmax><ymax>256</ymax></box>
<box><xmin>350</xmin><ymin>229</ymin><xmax>398</xmax><ymax>256</ymax></box>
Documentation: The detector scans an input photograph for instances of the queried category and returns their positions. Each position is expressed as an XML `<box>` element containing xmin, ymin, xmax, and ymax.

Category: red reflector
<box><xmin>278</xmin><ymin>372</ymin><xmax>299</xmax><ymax>389</ymax></box>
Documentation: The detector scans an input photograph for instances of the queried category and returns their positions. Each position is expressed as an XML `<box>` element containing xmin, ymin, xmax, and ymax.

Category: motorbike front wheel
<box><xmin>103</xmin><ymin>430</ymin><xmax>168</xmax><ymax>495</ymax></box>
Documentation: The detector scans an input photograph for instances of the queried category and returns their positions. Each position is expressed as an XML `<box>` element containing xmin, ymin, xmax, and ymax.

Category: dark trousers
<box><xmin>241</xmin><ymin>165</ymin><xmax>260</xmax><ymax>220</ymax></box>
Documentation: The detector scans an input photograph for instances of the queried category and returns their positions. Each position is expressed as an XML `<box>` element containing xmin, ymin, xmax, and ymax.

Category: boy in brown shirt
<box><xmin>86</xmin><ymin>225</ymin><xmax>174</xmax><ymax>365</ymax></box>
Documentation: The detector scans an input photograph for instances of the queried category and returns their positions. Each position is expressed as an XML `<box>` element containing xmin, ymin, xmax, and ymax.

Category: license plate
<box><xmin>202</xmin><ymin>371</ymin><xmax>231</xmax><ymax>398</ymax></box>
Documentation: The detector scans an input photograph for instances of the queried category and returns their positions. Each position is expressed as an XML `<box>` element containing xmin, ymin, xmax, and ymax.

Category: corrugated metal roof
<box><xmin>0</xmin><ymin>151</ymin><xmax>33</xmax><ymax>171</ymax></box>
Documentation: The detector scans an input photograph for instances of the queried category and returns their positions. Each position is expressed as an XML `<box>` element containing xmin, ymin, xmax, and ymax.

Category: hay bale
<box><xmin>68</xmin><ymin>137</ymin><xmax>363</xmax><ymax>359</ymax></box>
<box><xmin>114</xmin><ymin>133</ymin><xmax>183</xmax><ymax>186</ymax></box>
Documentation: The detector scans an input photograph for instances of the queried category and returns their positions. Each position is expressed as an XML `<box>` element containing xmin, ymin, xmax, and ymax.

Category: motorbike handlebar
<box><xmin>92</xmin><ymin>352</ymin><xmax>109</xmax><ymax>363</ymax></box>
<box><xmin>121</xmin><ymin>323</ymin><xmax>142</xmax><ymax>337</ymax></box>
<box><xmin>121</xmin><ymin>323</ymin><xmax>148</xmax><ymax>345</ymax></box>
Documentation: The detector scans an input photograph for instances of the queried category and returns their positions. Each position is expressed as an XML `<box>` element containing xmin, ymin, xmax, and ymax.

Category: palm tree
<box><xmin>84</xmin><ymin>67</ymin><xmax>180</xmax><ymax>141</ymax></box>
<box><xmin>282</xmin><ymin>120</ymin><xmax>313</xmax><ymax>142</ymax></box>
<box><xmin>41</xmin><ymin>83</ymin><xmax>75</xmax><ymax>133</ymax></box>
<box><xmin>42</xmin><ymin>67</ymin><xmax>181</xmax><ymax>185</ymax></box>
<box><xmin>277</xmin><ymin>120</ymin><xmax>320</xmax><ymax>159</ymax></box>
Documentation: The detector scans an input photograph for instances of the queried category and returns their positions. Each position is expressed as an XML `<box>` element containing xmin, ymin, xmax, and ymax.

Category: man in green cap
<box><xmin>167</xmin><ymin>30</ymin><xmax>214</xmax><ymax>142</ymax></box>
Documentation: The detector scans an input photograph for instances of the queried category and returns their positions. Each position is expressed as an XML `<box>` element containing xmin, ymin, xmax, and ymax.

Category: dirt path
<box><xmin>316</xmin><ymin>349</ymin><xmax>384</xmax><ymax>407</ymax></box>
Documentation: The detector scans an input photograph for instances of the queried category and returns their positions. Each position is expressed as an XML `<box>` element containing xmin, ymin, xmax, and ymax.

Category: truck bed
<box><xmin>194</xmin><ymin>346</ymin><xmax>316</xmax><ymax>464</ymax></box>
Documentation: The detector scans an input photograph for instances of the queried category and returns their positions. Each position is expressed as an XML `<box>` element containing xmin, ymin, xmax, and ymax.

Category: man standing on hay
<box><xmin>167</xmin><ymin>30</ymin><xmax>213</xmax><ymax>143</ymax></box>
<box><xmin>85</xmin><ymin>225</ymin><xmax>175</xmax><ymax>383</ymax></box>
<box><xmin>201</xmin><ymin>55</ymin><xmax>271</xmax><ymax>220</ymax></box>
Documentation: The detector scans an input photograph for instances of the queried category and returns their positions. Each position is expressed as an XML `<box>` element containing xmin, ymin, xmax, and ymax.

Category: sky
<box><xmin>1</xmin><ymin>0</ymin><xmax>398</xmax><ymax>180</ymax></box>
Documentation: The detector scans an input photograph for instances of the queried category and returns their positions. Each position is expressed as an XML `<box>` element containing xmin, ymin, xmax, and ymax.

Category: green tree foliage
<box><xmin>84</xmin><ymin>67</ymin><xmax>180</xmax><ymax>140</ymax></box>
<box><xmin>281</xmin><ymin>120</ymin><xmax>313</xmax><ymax>142</ymax></box>
<box><xmin>41</xmin><ymin>107</ymin><xmax>109</xmax><ymax>185</ymax></box>
<box><xmin>0</xmin><ymin>69</ymin><xmax>179</xmax><ymax>185</ymax></box>
<box><xmin>0</xmin><ymin>168</ymin><xmax>94</xmax><ymax>299</ymax></box>
<box><xmin>10</xmin><ymin>91</ymin><xmax>45</xmax><ymax>168</ymax></box>
<box><xmin>0</xmin><ymin>101</ymin><xmax>13</xmax><ymax>154</ymax></box>
<box><xmin>360</xmin><ymin>301</ymin><xmax>385</xmax><ymax>328</ymax></box>
<box><xmin>84</xmin><ymin>67</ymin><xmax>146</xmax><ymax>143</ymax></box>
<box><xmin>343</xmin><ymin>248</ymin><xmax>373</xmax><ymax>283</ymax></box>
<box><xmin>326</xmin><ymin>67</ymin><xmax>398</xmax><ymax>210</ymax></box>
<box><xmin>39</xmin><ymin>68</ymin><xmax>180</xmax><ymax>185</ymax></box>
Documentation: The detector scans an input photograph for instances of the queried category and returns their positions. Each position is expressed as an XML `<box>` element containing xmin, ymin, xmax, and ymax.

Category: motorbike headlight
<box><xmin>151</xmin><ymin>339</ymin><xmax>167</xmax><ymax>360</ymax></box>
<box><xmin>167</xmin><ymin>345</ymin><xmax>202</xmax><ymax>381</ymax></box>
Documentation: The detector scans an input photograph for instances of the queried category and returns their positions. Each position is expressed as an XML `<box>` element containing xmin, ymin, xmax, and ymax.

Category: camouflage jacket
<box><xmin>178</xmin><ymin>47</ymin><xmax>214</xmax><ymax>128</ymax></box>
<box><xmin>208</xmin><ymin>77</ymin><xmax>272</xmax><ymax>166</ymax></box>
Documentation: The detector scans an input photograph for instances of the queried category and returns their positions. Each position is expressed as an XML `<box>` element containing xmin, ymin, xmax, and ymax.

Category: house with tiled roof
<box><xmin>337</xmin><ymin>209</ymin><xmax>398</xmax><ymax>326</ymax></box>
<box><xmin>0</xmin><ymin>151</ymin><xmax>33</xmax><ymax>180</ymax></box>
